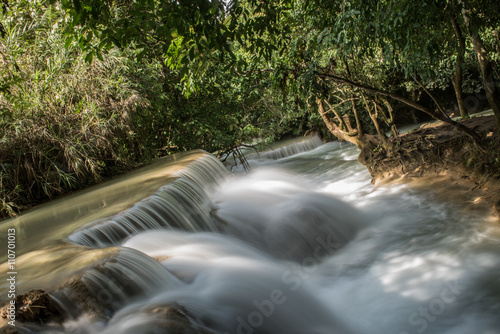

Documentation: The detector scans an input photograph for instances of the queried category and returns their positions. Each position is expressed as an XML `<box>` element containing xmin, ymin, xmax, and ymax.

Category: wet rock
<box><xmin>110</xmin><ymin>304</ymin><xmax>219</xmax><ymax>334</ymax></box>
<box><xmin>0</xmin><ymin>327</ymin><xmax>22</xmax><ymax>334</ymax></box>
<box><xmin>0</xmin><ymin>289</ymin><xmax>65</xmax><ymax>324</ymax></box>
<box><xmin>144</xmin><ymin>304</ymin><xmax>217</xmax><ymax>334</ymax></box>
<box><xmin>51</xmin><ymin>276</ymin><xmax>110</xmax><ymax>322</ymax></box>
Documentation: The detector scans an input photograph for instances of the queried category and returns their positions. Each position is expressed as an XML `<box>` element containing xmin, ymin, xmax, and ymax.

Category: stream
<box><xmin>1</xmin><ymin>136</ymin><xmax>499</xmax><ymax>334</ymax></box>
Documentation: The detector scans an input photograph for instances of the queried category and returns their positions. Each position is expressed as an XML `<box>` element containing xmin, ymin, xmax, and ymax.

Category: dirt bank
<box><xmin>359</xmin><ymin>115</ymin><xmax>500</xmax><ymax>218</ymax></box>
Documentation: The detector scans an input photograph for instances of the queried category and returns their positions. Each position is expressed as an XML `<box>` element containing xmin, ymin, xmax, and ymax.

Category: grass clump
<box><xmin>0</xmin><ymin>2</ymin><xmax>147</xmax><ymax>217</ymax></box>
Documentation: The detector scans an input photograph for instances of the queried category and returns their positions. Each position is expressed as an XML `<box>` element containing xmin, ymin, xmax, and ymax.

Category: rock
<box><xmin>104</xmin><ymin>303</ymin><xmax>219</xmax><ymax>334</ymax></box>
<box><xmin>0</xmin><ymin>327</ymin><xmax>22</xmax><ymax>334</ymax></box>
<box><xmin>146</xmin><ymin>304</ymin><xmax>217</xmax><ymax>334</ymax></box>
<box><xmin>0</xmin><ymin>289</ymin><xmax>65</xmax><ymax>325</ymax></box>
<box><xmin>494</xmin><ymin>199</ymin><xmax>500</xmax><ymax>217</ymax></box>
<box><xmin>50</xmin><ymin>276</ymin><xmax>110</xmax><ymax>322</ymax></box>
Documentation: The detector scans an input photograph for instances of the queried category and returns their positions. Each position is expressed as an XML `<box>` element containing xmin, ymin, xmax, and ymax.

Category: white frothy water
<box><xmin>68</xmin><ymin>155</ymin><xmax>227</xmax><ymax>248</ymax></box>
<box><xmin>211</xmin><ymin>168</ymin><xmax>365</xmax><ymax>262</ymax></box>
<box><xmin>28</xmin><ymin>138</ymin><xmax>500</xmax><ymax>334</ymax></box>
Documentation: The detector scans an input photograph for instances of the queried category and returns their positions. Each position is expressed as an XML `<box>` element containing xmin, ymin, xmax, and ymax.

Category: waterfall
<box><xmin>2</xmin><ymin>138</ymin><xmax>499</xmax><ymax>334</ymax></box>
<box><xmin>0</xmin><ymin>150</ymin><xmax>222</xmax><ymax>260</ymax></box>
<box><xmin>53</xmin><ymin>248</ymin><xmax>183</xmax><ymax>313</ymax></box>
<box><xmin>212</xmin><ymin>169</ymin><xmax>364</xmax><ymax>262</ymax></box>
<box><xmin>224</xmin><ymin>135</ymin><xmax>324</xmax><ymax>170</ymax></box>
<box><xmin>251</xmin><ymin>135</ymin><xmax>324</xmax><ymax>160</ymax></box>
<box><xmin>69</xmin><ymin>154</ymin><xmax>229</xmax><ymax>247</ymax></box>
<box><xmin>174</xmin><ymin>153</ymin><xmax>231</xmax><ymax>192</ymax></box>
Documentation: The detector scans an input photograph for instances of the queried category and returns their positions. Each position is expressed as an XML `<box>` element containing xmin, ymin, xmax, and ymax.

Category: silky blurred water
<box><xmin>6</xmin><ymin>138</ymin><xmax>500</xmax><ymax>334</ymax></box>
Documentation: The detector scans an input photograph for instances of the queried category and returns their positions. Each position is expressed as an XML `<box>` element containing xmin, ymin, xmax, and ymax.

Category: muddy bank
<box><xmin>359</xmin><ymin>115</ymin><xmax>500</xmax><ymax>217</ymax></box>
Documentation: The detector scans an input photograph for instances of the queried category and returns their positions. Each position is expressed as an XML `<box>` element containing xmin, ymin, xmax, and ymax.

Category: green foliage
<box><xmin>263</xmin><ymin>0</ymin><xmax>499</xmax><ymax>138</ymax></box>
<box><xmin>0</xmin><ymin>2</ymin><xmax>150</xmax><ymax>217</ymax></box>
<box><xmin>55</xmin><ymin>0</ymin><xmax>292</xmax><ymax>92</ymax></box>
<box><xmin>0</xmin><ymin>0</ymin><xmax>304</xmax><ymax>218</ymax></box>
<box><xmin>2</xmin><ymin>0</ymin><xmax>499</xmax><ymax>218</ymax></box>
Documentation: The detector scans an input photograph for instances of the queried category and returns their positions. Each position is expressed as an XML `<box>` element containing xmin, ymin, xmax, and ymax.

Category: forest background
<box><xmin>1</xmin><ymin>0</ymin><xmax>499</xmax><ymax>218</ymax></box>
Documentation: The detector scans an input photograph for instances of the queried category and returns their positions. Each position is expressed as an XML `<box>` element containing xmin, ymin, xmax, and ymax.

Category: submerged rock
<box><xmin>0</xmin><ymin>327</ymin><xmax>22</xmax><ymax>334</ymax></box>
<box><xmin>52</xmin><ymin>276</ymin><xmax>110</xmax><ymax>322</ymax></box>
<box><xmin>72</xmin><ymin>302</ymin><xmax>219</xmax><ymax>334</ymax></box>
<box><xmin>148</xmin><ymin>304</ymin><xmax>218</xmax><ymax>334</ymax></box>
<box><xmin>0</xmin><ymin>289</ymin><xmax>65</xmax><ymax>324</ymax></box>
<box><xmin>1</xmin><ymin>287</ymin><xmax>219</xmax><ymax>333</ymax></box>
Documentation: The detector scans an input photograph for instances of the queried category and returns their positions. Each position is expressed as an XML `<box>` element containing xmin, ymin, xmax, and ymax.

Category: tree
<box><xmin>55</xmin><ymin>0</ymin><xmax>290</xmax><ymax>87</ymax></box>
<box><xmin>15</xmin><ymin>0</ymin><xmax>500</xmax><ymax>146</ymax></box>
<box><xmin>279</xmin><ymin>0</ymin><xmax>499</xmax><ymax>149</ymax></box>
<box><xmin>450</xmin><ymin>13</ymin><xmax>468</xmax><ymax>119</ymax></box>
<box><xmin>461</xmin><ymin>0</ymin><xmax>500</xmax><ymax>130</ymax></box>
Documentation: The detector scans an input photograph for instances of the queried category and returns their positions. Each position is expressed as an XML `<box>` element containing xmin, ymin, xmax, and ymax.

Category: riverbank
<box><xmin>359</xmin><ymin>115</ymin><xmax>500</xmax><ymax>218</ymax></box>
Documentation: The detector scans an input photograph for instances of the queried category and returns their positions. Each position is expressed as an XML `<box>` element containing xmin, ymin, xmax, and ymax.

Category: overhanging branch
<box><xmin>316</xmin><ymin>72</ymin><xmax>485</xmax><ymax>150</ymax></box>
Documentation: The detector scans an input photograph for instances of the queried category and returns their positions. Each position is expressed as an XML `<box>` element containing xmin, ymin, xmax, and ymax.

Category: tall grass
<box><xmin>0</xmin><ymin>2</ymin><xmax>149</xmax><ymax>218</ymax></box>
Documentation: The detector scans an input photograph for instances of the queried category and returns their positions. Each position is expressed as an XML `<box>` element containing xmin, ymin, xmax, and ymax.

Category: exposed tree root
<box><xmin>357</xmin><ymin>115</ymin><xmax>500</xmax><ymax>216</ymax></box>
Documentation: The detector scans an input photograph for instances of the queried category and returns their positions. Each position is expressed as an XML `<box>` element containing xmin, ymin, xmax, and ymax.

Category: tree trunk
<box><xmin>377</xmin><ymin>97</ymin><xmax>399</xmax><ymax>138</ymax></box>
<box><xmin>361</xmin><ymin>94</ymin><xmax>387</xmax><ymax>144</ymax></box>
<box><xmin>463</xmin><ymin>12</ymin><xmax>500</xmax><ymax>131</ymax></box>
<box><xmin>324</xmin><ymin>100</ymin><xmax>349</xmax><ymax>131</ymax></box>
<box><xmin>451</xmin><ymin>16</ymin><xmax>468</xmax><ymax>119</ymax></box>
<box><xmin>317</xmin><ymin>98</ymin><xmax>361</xmax><ymax>147</ymax></box>
<box><xmin>343</xmin><ymin>58</ymin><xmax>364</xmax><ymax>137</ymax></box>
<box><xmin>351</xmin><ymin>99</ymin><xmax>363</xmax><ymax>136</ymax></box>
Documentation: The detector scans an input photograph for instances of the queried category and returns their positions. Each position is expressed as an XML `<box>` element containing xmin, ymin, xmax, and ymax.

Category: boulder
<box><xmin>0</xmin><ymin>289</ymin><xmax>65</xmax><ymax>324</ymax></box>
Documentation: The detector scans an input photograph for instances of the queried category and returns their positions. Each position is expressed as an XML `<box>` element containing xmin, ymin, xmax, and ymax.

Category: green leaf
<box><xmin>75</xmin><ymin>100</ymin><xmax>84</xmax><ymax>114</ymax></box>
<box><xmin>85</xmin><ymin>30</ymin><xmax>93</xmax><ymax>42</ymax></box>
<box><xmin>64</xmin><ymin>36</ymin><xmax>74</xmax><ymax>49</ymax></box>
<box><xmin>96</xmin><ymin>50</ymin><xmax>104</xmax><ymax>61</ymax></box>
<box><xmin>188</xmin><ymin>47</ymin><xmax>195</xmax><ymax>61</ymax></box>
<box><xmin>84</xmin><ymin>51</ymin><xmax>94</xmax><ymax>63</ymax></box>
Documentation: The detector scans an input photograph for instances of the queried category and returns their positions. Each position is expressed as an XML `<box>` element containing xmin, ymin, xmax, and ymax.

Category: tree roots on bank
<box><xmin>357</xmin><ymin>115</ymin><xmax>500</xmax><ymax>215</ymax></box>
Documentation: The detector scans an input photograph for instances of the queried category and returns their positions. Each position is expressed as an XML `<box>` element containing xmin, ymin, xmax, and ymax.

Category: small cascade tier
<box><xmin>251</xmin><ymin>135</ymin><xmax>324</xmax><ymax>160</ymax></box>
<box><xmin>69</xmin><ymin>155</ymin><xmax>229</xmax><ymax>247</ymax></box>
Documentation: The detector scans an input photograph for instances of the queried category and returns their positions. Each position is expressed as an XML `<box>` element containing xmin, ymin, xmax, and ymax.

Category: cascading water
<box><xmin>68</xmin><ymin>177</ymin><xmax>220</xmax><ymax>247</ymax></box>
<box><xmin>1</xmin><ymin>136</ymin><xmax>499</xmax><ymax>334</ymax></box>
<box><xmin>67</xmin><ymin>153</ymin><xmax>228</xmax><ymax>248</ymax></box>
<box><xmin>243</xmin><ymin>135</ymin><xmax>324</xmax><ymax>161</ymax></box>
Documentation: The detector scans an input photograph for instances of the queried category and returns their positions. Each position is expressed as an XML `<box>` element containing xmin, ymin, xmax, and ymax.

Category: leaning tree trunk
<box><xmin>361</xmin><ymin>94</ymin><xmax>387</xmax><ymax>145</ymax></box>
<box><xmin>343</xmin><ymin>59</ymin><xmax>364</xmax><ymax>138</ymax></box>
<box><xmin>451</xmin><ymin>16</ymin><xmax>468</xmax><ymax>119</ymax></box>
<box><xmin>323</xmin><ymin>100</ymin><xmax>350</xmax><ymax>131</ymax></box>
<box><xmin>463</xmin><ymin>12</ymin><xmax>500</xmax><ymax>131</ymax></box>
<box><xmin>376</xmin><ymin>97</ymin><xmax>399</xmax><ymax>138</ymax></box>
<box><xmin>317</xmin><ymin>98</ymin><xmax>361</xmax><ymax>147</ymax></box>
